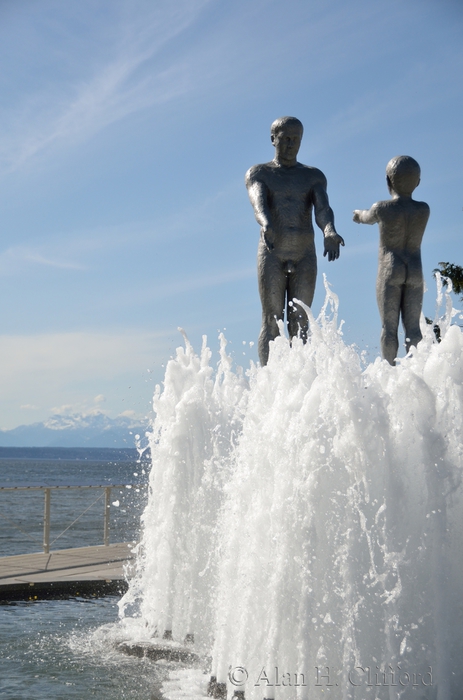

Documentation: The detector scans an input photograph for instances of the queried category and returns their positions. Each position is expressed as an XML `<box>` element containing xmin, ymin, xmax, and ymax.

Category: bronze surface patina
<box><xmin>246</xmin><ymin>117</ymin><xmax>344</xmax><ymax>366</ymax></box>
<box><xmin>353</xmin><ymin>156</ymin><xmax>430</xmax><ymax>365</ymax></box>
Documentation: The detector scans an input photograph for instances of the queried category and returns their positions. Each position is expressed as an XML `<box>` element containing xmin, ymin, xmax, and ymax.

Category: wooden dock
<box><xmin>0</xmin><ymin>542</ymin><xmax>135</xmax><ymax>601</ymax></box>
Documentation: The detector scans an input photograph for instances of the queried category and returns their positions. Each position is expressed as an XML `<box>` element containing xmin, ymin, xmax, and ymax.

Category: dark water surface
<box><xmin>0</xmin><ymin>448</ymin><xmax>166</xmax><ymax>700</ymax></box>
<box><xmin>0</xmin><ymin>597</ymin><xmax>165</xmax><ymax>699</ymax></box>
<box><xmin>0</xmin><ymin>447</ymin><xmax>149</xmax><ymax>556</ymax></box>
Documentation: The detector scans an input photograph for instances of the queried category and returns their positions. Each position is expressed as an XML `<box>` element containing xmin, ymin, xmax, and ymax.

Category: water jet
<box><xmin>117</xmin><ymin>280</ymin><xmax>463</xmax><ymax>700</ymax></box>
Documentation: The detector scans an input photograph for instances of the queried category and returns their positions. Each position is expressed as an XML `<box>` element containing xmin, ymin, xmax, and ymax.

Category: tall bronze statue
<box><xmin>353</xmin><ymin>156</ymin><xmax>430</xmax><ymax>365</ymax></box>
<box><xmin>246</xmin><ymin>117</ymin><xmax>344</xmax><ymax>366</ymax></box>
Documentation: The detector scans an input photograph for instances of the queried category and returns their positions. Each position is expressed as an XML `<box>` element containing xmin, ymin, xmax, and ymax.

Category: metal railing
<box><xmin>0</xmin><ymin>483</ymin><xmax>146</xmax><ymax>553</ymax></box>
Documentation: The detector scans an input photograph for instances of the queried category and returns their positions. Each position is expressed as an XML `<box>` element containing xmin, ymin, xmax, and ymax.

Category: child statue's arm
<box><xmin>353</xmin><ymin>205</ymin><xmax>378</xmax><ymax>225</ymax></box>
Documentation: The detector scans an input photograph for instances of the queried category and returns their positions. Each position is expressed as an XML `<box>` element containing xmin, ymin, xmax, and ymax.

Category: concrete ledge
<box><xmin>118</xmin><ymin>640</ymin><xmax>200</xmax><ymax>664</ymax></box>
<box><xmin>0</xmin><ymin>542</ymin><xmax>134</xmax><ymax>601</ymax></box>
<box><xmin>0</xmin><ymin>578</ymin><xmax>129</xmax><ymax>601</ymax></box>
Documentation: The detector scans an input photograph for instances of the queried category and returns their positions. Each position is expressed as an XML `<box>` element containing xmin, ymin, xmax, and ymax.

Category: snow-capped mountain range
<box><xmin>0</xmin><ymin>412</ymin><xmax>151</xmax><ymax>448</ymax></box>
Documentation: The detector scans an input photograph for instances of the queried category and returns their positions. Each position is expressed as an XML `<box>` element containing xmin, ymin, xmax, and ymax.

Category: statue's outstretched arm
<box><xmin>353</xmin><ymin>206</ymin><xmax>378</xmax><ymax>225</ymax></box>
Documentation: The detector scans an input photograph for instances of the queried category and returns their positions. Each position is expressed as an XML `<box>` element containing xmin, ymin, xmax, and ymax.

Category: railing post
<box><xmin>104</xmin><ymin>487</ymin><xmax>111</xmax><ymax>546</ymax></box>
<box><xmin>43</xmin><ymin>488</ymin><xmax>51</xmax><ymax>553</ymax></box>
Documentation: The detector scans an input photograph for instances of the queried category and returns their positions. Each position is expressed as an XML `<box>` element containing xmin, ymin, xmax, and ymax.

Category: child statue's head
<box><xmin>386</xmin><ymin>155</ymin><xmax>421</xmax><ymax>196</ymax></box>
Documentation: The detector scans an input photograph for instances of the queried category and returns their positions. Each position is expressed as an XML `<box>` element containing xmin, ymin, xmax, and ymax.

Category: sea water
<box><xmin>0</xmin><ymin>597</ymin><xmax>165</xmax><ymax>699</ymax></box>
<box><xmin>116</xmin><ymin>277</ymin><xmax>463</xmax><ymax>700</ymax></box>
<box><xmin>0</xmin><ymin>449</ymin><xmax>148</xmax><ymax>556</ymax></box>
<box><xmin>0</xmin><ymin>449</ymin><xmax>155</xmax><ymax>699</ymax></box>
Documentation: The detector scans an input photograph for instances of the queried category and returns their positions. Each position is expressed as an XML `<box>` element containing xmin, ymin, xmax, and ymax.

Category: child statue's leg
<box><xmin>402</xmin><ymin>283</ymin><xmax>424</xmax><ymax>353</ymax></box>
<box><xmin>377</xmin><ymin>281</ymin><xmax>402</xmax><ymax>365</ymax></box>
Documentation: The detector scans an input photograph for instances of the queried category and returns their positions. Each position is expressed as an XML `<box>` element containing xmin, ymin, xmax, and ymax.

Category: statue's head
<box><xmin>386</xmin><ymin>156</ymin><xmax>421</xmax><ymax>196</ymax></box>
<box><xmin>270</xmin><ymin>116</ymin><xmax>304</xmax><ymax>139</ymax></box>
<box><xmin>270</xmin><ymin>117</ymin><xmax>303</xmax><ymax>165</ymax></box>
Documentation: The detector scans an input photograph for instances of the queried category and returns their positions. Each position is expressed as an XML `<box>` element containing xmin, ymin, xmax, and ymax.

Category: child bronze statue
<box><xmin>353</xmin><ymin>156</ymin><xmax>430</xmax><ymax>365</ymax></box>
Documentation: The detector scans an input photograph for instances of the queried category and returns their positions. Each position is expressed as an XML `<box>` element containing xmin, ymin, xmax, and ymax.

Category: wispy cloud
<box><xmin>92</xmin><ymin>261</ymin><xmax>256</xmax><ymax>311</ymax></box>
<box><xmin>0</xmin><ymin>330</ymin><xmax>159</xmax><ymax>375</ymax></box>
<box><xmin>0</xmin><ymin>218</ymin><xmax>164</xmax><ymax>275</ymax></box>
<box><xmin>0</xmin><ymin>172</ymin><xmax>246</xmax><ymax>278</ymax></box>
<box><xmin>0</xmin><ymin>0</ymin><xmax>212</xmax><ymax>173</ymax></box>
<box><xmin>0</xmin><ymin>328</ymin><xmax>175</xmax><ymax>428</ymax></box>
<box><xmin>0</xmin><ymin>245</ymin><xmax>85</xmax><ymax>276</ymax></box>
<box><xmin>154</xmin><ymin>265</ymin><xmax>255</xmax><ymax>299</ymax></box>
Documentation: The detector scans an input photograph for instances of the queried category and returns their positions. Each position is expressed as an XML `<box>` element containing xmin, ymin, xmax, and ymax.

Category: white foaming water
<box><xmin>118</xmin><ymin>331</ymin><xmax>249</xmax><ymax>652</ymax></box>
<box><xmin>118</xmin><ymin>278</ymin><xmax>463</xmax><ymax>700</ymax></box>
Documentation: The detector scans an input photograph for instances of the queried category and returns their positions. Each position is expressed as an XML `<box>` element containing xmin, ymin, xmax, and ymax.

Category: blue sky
<box><xmin>0</xmin><ymin>0</ymin><xmax>461</xmax><ymax>430</ymax></box>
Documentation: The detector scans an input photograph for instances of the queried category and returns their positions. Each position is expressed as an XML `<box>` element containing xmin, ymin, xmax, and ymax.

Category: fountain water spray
<box><xmin>119</xmin><ymin>331</ymin><xmax>249</xmax><ymax>652</ymax></box>
<box><xmin>119</xmin><ymin>278</ymin><xmax>463</xmax><ymax>700</ymax></box>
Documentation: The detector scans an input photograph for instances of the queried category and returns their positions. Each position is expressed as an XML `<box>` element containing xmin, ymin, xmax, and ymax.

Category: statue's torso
<box><xmin>375</xmin><ymin>198</ymin><xmax>430</xmax><ymax>285</ymax></box>
<box><xmin>247</xmin><ymin>161</ymin><xmax>327</xmax><ymax>260</ymax></box>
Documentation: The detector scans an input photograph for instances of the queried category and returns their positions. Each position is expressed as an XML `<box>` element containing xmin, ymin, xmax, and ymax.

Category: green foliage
<box><xmin>433</xmin><ymin>262</ymin><xmax>463</xmax><ymax>300</ymax></box>
<box><xmin>425</xmin><ymin>317</ymin><xmax>441</xmax><ymax>342</ymax></box>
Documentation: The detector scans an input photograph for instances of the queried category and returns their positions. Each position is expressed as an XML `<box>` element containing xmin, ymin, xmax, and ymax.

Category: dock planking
<box><xmin>0</xmin><ymin>542</ymin><xmax>135</xmax><ymax>601</ymax></box>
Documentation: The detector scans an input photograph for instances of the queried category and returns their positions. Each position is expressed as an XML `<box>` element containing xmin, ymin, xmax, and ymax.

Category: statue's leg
<box><xmin>287</xmin><ymin>252</ymin><xmax>316</xmax><ymax>342</ymax></box>
<box><xmin>377</xmin><ymin>280</ymin><xmax>402</xmax><ymax>365</ymax></box>
<box><xmin>257</xmin><ymin>246</ymin><xmax>286</xmax><ymax>365</ymax></box>
<box><xmin>402</xmin><ymin>282</ymin><xmax>424</xmax><ymax>353</ymax></box>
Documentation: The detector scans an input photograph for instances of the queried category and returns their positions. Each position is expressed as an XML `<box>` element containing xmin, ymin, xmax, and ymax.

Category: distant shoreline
<box><xmin>0</xmin><ymin>446</ymin><xmax>151</xmax><ymax>462</ymax></box>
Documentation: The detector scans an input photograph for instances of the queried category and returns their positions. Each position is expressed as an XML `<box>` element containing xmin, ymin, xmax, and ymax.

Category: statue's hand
<box><xmin>352</xmin><ymin>210</ymin><xmax>362</xmax><ymax>223</ymax></box>
<box><xmin>323</xmin><ymin>232</ymin><xmax>345</xmax><ymax>261</ymax></box>
<box><xmin>261</xmin><ymin>225</ymin><xmax>275</xmax><ymax>251</ymax></box>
